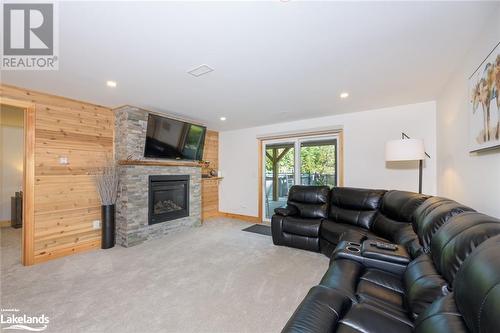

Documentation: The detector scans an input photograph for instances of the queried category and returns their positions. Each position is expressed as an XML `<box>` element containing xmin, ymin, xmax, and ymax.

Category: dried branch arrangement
<box><xmin>91</xmin><ymin>163</ymin><xmax>119</xmax><ymax>206</ymax></box>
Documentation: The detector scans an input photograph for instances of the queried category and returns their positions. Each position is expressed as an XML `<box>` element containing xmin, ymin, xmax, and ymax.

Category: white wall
<box><xmin>436</xmin><ymin>8</ymin><xmax>500</xmax><ymax>218</ymax></box>
<box><xmin>0</xmin><ymin>125</ymin><xmax>24</xmax><ymax>221</ymax></box>
<box><xmin>219</xmin><ymin>102</ymin><xmax>437</xmax><ymax>217</ymax></box>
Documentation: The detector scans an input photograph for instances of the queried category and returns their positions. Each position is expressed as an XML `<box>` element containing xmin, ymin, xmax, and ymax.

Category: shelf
<box><xmin>118</xmin><ymin>160</ymin><xmax>203</xmax><ymax>167</ymax></box>
<box><xmin>202</xmin><ymin>177</ymin><xmax>223</xmax><ymax>181</ymax></box>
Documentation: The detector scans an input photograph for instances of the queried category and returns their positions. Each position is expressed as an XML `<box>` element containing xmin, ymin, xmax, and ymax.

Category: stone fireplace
<box><xmin>115</xmin><ymin>106</ymin><xmax>201</xmax><ymax>247</ymax></box>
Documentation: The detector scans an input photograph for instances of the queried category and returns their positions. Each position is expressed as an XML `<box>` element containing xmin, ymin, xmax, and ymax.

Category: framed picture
<box><xmin>469</xmin><ymin>42</ymin><xmax>500</xmax><ymax>152</ymax></box>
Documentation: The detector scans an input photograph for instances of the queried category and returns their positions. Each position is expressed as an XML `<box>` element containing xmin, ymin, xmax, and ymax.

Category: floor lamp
<box><xmin>385</xmin><ymin>133</ymin><xmax>429</xmax><ymax>194</ymax></box>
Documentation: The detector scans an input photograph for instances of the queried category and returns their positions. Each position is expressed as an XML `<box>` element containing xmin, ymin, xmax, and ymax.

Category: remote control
<box><xmin>372</xmin><ymin>242</ymin><xmax>398</xmax><ymax>251</ymax></box>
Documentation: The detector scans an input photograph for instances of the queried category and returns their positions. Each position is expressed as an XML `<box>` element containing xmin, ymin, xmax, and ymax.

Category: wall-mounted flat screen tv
<box><xmin>144</xmin><ymin>114</ymin><xmax>206</xmax><ymax>161</ymax></box>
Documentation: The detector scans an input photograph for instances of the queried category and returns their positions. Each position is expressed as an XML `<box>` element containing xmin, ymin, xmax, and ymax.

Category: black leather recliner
<box><xmin>271</xmin><ymin>185</ymin><xmax>500</xmax><ymax>333</ymax></box>
<box><xmin>283</xmin><ymin>212</ymin><xmax>500</xmax><ymax>333</ymax></box>
<box><xmin>272</xmin><ymin>186</ymin><xmax>430</xmax><ymax>256</ymax></box>
<box><xmin>271</xmin><ymin>185</ymin><xmax>330</xmax><ymax>252</ymax></box>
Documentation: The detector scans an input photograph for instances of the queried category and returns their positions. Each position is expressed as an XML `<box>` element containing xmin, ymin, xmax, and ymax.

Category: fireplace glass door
<box><xmin>149</xmin><ymin>175</ymin><xmax>189</xmax><ymax>225</ymax></box>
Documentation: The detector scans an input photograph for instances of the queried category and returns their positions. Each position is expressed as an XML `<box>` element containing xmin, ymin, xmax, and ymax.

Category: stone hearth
<box><xmin>115</xmin><ymin>106</ymin><xmax>202</xmax><ymax>247</ymax></box>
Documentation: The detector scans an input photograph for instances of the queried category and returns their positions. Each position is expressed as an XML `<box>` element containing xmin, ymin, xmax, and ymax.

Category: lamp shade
<box><xmin>385</xmin><ymin>139</ymin><xmax>425</xmax><ymax>161</ymax></box>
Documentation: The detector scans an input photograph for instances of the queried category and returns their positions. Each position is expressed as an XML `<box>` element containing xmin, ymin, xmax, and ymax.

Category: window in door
<box><xmin>264</xmin><ymin>142</ymin><xmax>295</xmax><ymax>220</ymax></box>
<box><xmin>300</xmin><ymin>139</ymin><xmax>337</xmax><ymax>187</ymax></box>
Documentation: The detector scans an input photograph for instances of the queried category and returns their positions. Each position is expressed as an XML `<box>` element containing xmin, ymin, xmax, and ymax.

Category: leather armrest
<box><xmin>361</xmin><ymin>240</ymin><xmax>410</xmax><ymax>266</ymax></box>
<box><xmin>282</xmin><ymin>285</ymin><xmax>351</xmax><ymax>333</ymax></box>
<box><xmin>274</xmin><ymin>205</ymin><xmax>299</xmax><ymax>217</ymax></box>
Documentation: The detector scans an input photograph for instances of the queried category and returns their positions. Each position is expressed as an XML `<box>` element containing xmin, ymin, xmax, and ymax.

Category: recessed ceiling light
<box><xmin>340</xmin><ymin>92</ymin><xmax>349</xmax><ymax>99</ymax></box>
<box><xmin>106</xmin><ymin>80</ymin><xmax>117</xmax><ymax>88</ymax></box>
<box><xmin>220</xmin><ymin>117</ymin><xmax>226</xmax><ymax>121</ymax></box>
<box><xmin>188</xmin><ymin>64</ymin><xmax>214</xmax><ymax>77</ymax></box>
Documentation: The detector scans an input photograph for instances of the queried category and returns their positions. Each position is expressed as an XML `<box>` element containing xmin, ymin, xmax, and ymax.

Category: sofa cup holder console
<box><xmin>333</xmin><ymin>240</ymin><xmax>410</xmax><ymax>275</ymax></box>
<box><xmin>346</xmin><ymin>246</ymin><xmax>361</xmax><ymax>253</ymax></box>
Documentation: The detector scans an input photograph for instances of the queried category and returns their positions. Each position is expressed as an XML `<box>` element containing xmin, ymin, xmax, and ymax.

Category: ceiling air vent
<box><xmin>187</xmin><ymin>64</ymin><xmax>214</xmax><ymax>77</ymax></box>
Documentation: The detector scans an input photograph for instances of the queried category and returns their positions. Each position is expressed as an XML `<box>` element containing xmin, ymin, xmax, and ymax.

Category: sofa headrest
<box><xmin>330</xmin><ymin>187</ymin><xmax>386</xmax><ymax>210</ymax></box>
<box><xmin>329</xmin><ymin>187</ymin><xmax>387</xmax><ymax>229</ymax></box>
<box><xmin>431</xmin><ymin>212</ymin><xmax>500</xmax><ymax>286</ymax></box>
<box><xmin>454</xmin><ymin>235</ymin><xmax>500</xmax><ymax>333</ymax></box>
<box><xmin>380</xmin><ymin>190</ymin><xmax>430</xmax><ymax>223</ymax></box>
<box><xmin>287</xmin><ymin>185</ymin><xmax>330</xmax><ymax>219</ymax></box>
<box><xmin>288</xmin><ymin>185</ymin><xmax>330</xmax><ymax>204</ymax></box>
<box><xmin>413</xmin><ymin>196</ymin><xmax>474</xmax><ymax>251</ymax></box>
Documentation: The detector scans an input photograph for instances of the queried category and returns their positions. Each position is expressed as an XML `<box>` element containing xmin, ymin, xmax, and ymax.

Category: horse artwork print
<box><xmin>469</xmin><ymin>42</ymin><xmax>500</xmax><ymax>152</ymax></box>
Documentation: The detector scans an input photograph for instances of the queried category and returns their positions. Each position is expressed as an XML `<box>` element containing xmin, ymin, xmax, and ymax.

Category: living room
<box><xmin>1</xmin><ymin>1</ymin><xmax>500</xmax><ymax>332</ymax></box>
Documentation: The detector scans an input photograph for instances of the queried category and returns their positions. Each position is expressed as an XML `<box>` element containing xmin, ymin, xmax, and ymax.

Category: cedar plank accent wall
<box><xmin>202</xmin><ymin>130</ymin><xmax>220</xmax><ymax>220</ymax></box>
<box><xmin>202</xmin><ymin>130</ymin><xmax>219</xmax><ymax>173</ymax></box>
<box><xmin>1</xmin><ymin>84</ymin><xmax>113</xmax><ymax>264</ymax></box>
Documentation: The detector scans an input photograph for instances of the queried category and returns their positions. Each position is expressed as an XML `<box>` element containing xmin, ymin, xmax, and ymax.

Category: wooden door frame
<box><xmin>1</xmin><ymin>97</ymin><xmax>36</xmax><ymax>266</ymax></box>
<box><xmin>257</xmin><ymin>130</ymin><xmax>344</xmax><ymax>222</ymax></box>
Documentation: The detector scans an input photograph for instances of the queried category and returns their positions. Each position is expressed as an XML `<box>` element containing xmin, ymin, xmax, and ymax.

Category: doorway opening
<box><xmin>0</xmin><ymin>103</ymin><xmax>25</xmax><ymax>266</ymax></box>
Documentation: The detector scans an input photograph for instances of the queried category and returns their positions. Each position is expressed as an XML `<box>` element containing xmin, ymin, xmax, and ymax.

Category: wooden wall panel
<box><xmin>202</xmin><ymin>178</ymin><xmax>220</xmax><ymax>220</ymax></box>
<box><xmin>201</xmin><ymin>130</ymin><xmax>220</xmax><ymax>221</ymax></box>
<box><xmin>1</xmin><ymin>84</ymin><xmax>113</xmax><ymax>264</ymax></box>
<box><xmin>202</xmin><ymin>130</ymin><xmax>219</xmax><ymax>171</ymax></box>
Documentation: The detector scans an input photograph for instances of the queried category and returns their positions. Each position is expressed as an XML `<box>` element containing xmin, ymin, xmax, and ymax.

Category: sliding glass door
<box><xmin>264</xmin><ymin>141</ymin><xmax>295</xmax><ymax>220</ymax></box>
<box><xmin>299</xmin><ymin>139</ymin><xmax>337</xmax><ymax>187</ymax></box>
<box><xmin>262</xmin><ymin>135</ymin><xmax>339</xmax><ymax>221</ymax></box>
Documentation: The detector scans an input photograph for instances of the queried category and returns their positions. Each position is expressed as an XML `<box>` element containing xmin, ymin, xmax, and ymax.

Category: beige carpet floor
<box><xmin>0</xmin><ymin>218</ymin><xmax>328</xmax><ymax>333</ymax></box>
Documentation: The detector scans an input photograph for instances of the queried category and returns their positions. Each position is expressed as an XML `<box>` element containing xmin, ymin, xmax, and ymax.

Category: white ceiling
<box><xmin>2</xmin><ymin>1</ymin><xmax>498</xmax><ymax>130</ymax></box>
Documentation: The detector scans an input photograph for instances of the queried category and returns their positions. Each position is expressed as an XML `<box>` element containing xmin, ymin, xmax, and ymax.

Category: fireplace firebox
<box><xmin>148</xmin><ymin>175</ymin><xmax>189</xmax><ymax>225</ymax></box>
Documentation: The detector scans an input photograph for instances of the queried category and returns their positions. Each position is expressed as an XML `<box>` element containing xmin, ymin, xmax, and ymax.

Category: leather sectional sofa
<box><xmin>271</xmin><ymin>185</ymin><xmax>500</xmax><ymax>333</ymax></box>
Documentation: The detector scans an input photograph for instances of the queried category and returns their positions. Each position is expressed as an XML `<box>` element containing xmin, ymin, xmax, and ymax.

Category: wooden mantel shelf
<box><xmin>202</xmin><ymin>177</ymin><xmax>224</xmax><ymax>181</ymax></box>
<box><xmin>118</xmin><ymin>160</ymin><xmax>203</xmax><ymax>167</ymax></box>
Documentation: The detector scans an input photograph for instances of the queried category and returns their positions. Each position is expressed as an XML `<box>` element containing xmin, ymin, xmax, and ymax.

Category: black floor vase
<box><xmin>101</xmin><ymin>204</ymin><xmax>115</xmax><ymax>249</ymax></box>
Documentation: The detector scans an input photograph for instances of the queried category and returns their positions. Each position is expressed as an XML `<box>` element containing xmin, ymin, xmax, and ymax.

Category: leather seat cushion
<box><xmin>321</xmin><ymin>221</ymin><xmax>364</xmax><ymax>244</ymax></box>
<box><xmin>282</xmin><ymin>216</ymin><xmax>321</xmax><ymax>237</ymax></box>
<box><xmin>321</xmin><ymin>220</ymin><xmax>380</xmax><ymax>245</ymax></box>
<box><xmin>361</xmin><ymin>269</ymin><xmax>404</xmax><ymax>294</ymax></box>
<box><xmin>356</xmin><ymin>279</ymin><xmax>404</xmax><ymax>311</ymax></box>
<box><xmin>337</xmin><ymin>303</ymin><xmax>413</xmax><ymax>333</ymax></box>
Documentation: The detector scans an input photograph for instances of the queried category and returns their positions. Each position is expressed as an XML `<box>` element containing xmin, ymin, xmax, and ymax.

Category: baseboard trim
<box><xmin>218</xmin><ymin>212</ymin><xmax>262</xmax><ymax>223</ymax></box>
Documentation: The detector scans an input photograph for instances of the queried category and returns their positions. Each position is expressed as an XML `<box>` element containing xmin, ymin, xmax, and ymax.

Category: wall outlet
<box><xmin>92</xmin><ymin>220</ymin><xmax>101</xmax><ymax>229</ymax></box>
<box><xmin>58</xmin><ymin>156</ymin><xmax>69</xmax><ymax>165</ymax></box>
